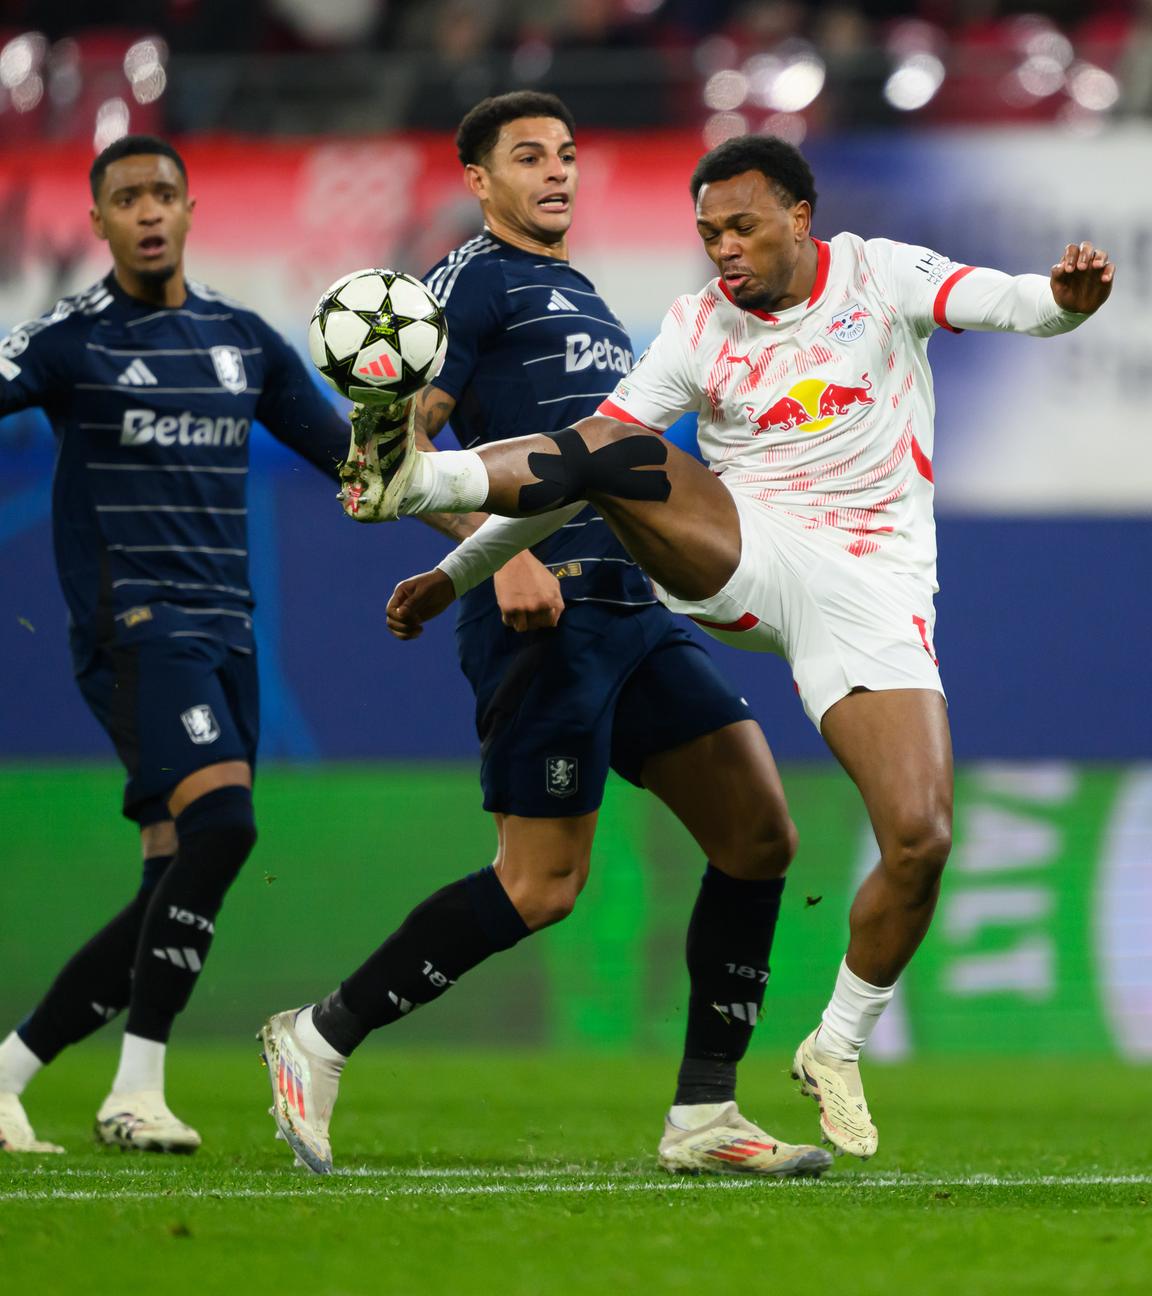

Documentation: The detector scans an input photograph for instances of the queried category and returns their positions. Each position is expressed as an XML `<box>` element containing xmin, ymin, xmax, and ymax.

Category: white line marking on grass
<box><xmin>2</xmin><ymin>1173</ymin><xmax>1151</xmax><ymax>1202</ymax></box>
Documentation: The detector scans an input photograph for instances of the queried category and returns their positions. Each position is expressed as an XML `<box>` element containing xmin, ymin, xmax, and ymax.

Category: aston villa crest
<box><xmin>546</xmin><ymin>756</ymin><xmax>578</xmax><ymax>798</ymax></box>
<box><xmin>211</xmin><ymin>345</ymin><xmax>248</xmax><ymax>394</ymax></box>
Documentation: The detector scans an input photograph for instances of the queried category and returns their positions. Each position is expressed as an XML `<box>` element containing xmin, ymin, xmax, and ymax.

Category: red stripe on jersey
<box><xmin>691</xmin><ymin>293</ymin><xmax>718</xmax><ymax>347</ymax></box>
<box><xmin>911</xmin><ymin>435</ymin><xmax>934</xmax><ymax>482</ymax></box>
<box><xmin>808</xmin><ymin>238</ymin><xmax>831</xmax><ymax>306</ymax></box>
<box><xmin>596</xmin><ymin>398</ymin><xmax>662</xmax><ymax>432</ymax></box>
<box><xmin>933</xmin><ymin>265</ymin><xmax>975</xmax><ymax>333</ymax></box>
<box><xmin>690</xmin><ymin>611</ymin><xmax>760</xmax><ymax>632</ymax></box>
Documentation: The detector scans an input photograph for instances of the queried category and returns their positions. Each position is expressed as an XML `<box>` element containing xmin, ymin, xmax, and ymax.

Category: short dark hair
<box><xmin>689</xmin><ymin>135</ymin><xmax>817</xmax><ymax>214</ymax></box>
<box><xmin>89</xmin><ymin>134</ymin><xmax>188</xmax><ymax>201</ymax></box>
<box><xmin>456</xmin><ymin>92</ymin><xmax>576</xmax><ymax>167</ymax></box>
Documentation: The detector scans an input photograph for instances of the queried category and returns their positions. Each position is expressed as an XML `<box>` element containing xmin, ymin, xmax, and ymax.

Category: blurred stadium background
<box><xmin>1</xmin><ymin>0</ymin><xmax>1150</xmax><ymax>1064</ymax></box>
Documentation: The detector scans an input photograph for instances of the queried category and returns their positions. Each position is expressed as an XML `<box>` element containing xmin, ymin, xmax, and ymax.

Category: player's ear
<box><xmin>792</xmin><ymin>200</ymin><xmax>811</xmax><ymax>241</ymax></box>
<box><xmin>89</xmin><ymin>204</ymin><xmax>108</xmax><ymax>242</ymax></box>
<box><xmin>465</xmin><ymin>164</ymin><xmax>487</xmax><ymax>201</ymax></box>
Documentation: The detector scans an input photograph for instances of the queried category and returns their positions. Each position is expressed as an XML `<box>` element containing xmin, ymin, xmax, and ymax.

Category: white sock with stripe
<box><xmin>399</xmin><ymin>451</ymin><xmax>489</xmax><ymax>516</ymax></box>
<box><xmin>109</xmin><ymin>1033</ymin><xmax>166</xmax><ymax>1095</ymax></box>
<box><xmin>816</xmin><ymin>958</ymin><xmax>895</xmax><ymax>1061</ymax></box>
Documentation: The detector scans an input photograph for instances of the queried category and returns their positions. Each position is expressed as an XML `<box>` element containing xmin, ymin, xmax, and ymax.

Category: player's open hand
<box><xmin>1050</xmin><ymin>242</ymin><xmax>1114</xmax><ymax>315</ymax></box>
<box><xmin>494</xmin><ymin>550</ymin><xmax>564</xmax><ymax>632</ymax></box>
<box><xmin>386</xmin><ymin>568</ymin><xmax>457</xmax><ymax>640</ymax></box>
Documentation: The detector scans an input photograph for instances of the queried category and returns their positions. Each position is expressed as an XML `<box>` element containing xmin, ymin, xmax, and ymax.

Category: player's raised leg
<box><xmin>642</xmin><ymin>720</ymin><xmax>832</xmax><ymax>1176</ymax></box>
<box><xmin>344</xmin><ymin>411</ymin><xmax>744</xmax><ymax>606</ymax></box>
<box><xmin>261</xmin><ymin>813</ymin><xmax>592</xmax><ymax>1173</ymax></box>
<box><xmin>95</xmin><ymin>760</ymin><xmax>257</xmax><ymax>1154</ymax></box>
<box><xmin>792</xmin><ymin>688</ymin><xmax>953</xmax><ymax>1158</ymax></box>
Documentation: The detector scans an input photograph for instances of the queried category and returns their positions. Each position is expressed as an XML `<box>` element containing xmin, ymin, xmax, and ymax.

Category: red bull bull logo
<box><xmin>745</xmin><ymin>374</ymin><xmax>874</xmax><ymax>436</ymax></box>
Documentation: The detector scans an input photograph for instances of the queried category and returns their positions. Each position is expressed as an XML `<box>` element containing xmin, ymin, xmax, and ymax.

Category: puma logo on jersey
<box><xmin>547</xmin><ymin>289</ymin><xmax>579</xmax><ymax>312</ymax></box>
<box><xmin>116</xmin><ymin>358</ymin><xmax>158</xmax><ymax>386</ymax></box>
<box><xmin>564</xmin><ymin>332</ymin><xmax>632</xmax><ymax>376</ymax></box>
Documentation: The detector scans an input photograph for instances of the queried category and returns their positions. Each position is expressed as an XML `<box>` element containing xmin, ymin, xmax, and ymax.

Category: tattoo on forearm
<box><xmin>413</xmin><ymin>390</ymin><xmax>455</xmax><ymax>444</ymax></box>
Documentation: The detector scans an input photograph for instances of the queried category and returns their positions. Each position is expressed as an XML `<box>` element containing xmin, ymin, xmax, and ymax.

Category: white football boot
<box><xmin>658</xmin><ymin>1101</ymin><xmax>833</xmax><ymax>1177</ymax></box>
<box><xmin>259</xmin><ymin>1008</ymin><xmax>342</xmax><ymax>1175</ymax></box>
<box><xmin>338</xmin><ymin>398</ymin><xmax>417</xmax><ymax>523</ymax></box>
<box><xmin>791</xmin><ymin>1029</ymin><xmax>878</xmax><ymax>1159</ymax></box>
<box><xmin>94</xmin><ymin>1091</ymin><xmax>201</xmax><ymax>1153</ymax></box>
<box><xmin>0</xmin><ymin>1092</ymin><xmax>65</xmax><ymax>1154</ymax></box>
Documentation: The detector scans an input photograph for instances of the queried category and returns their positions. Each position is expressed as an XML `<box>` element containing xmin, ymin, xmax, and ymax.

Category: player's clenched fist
<box><xmin>1050</xmin><ymin>242</ymin><xmax>1114</xmax><ymax>315</ymax></box>
<box><xmin>386</xmin><ymin>568</ymin><xmax>457</xmax><ymax>640</ymax></box>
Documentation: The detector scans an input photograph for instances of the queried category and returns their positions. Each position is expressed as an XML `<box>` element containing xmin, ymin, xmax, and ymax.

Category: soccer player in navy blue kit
<box><xmin>0</xmin><ymin>136</ymin><xmax>349</xmax><ymax>1155</ymax></box>
<box><xmin>261</xmin><ymin>94</ymin><xmax>830</xmax><ymax>1179</ymax></box>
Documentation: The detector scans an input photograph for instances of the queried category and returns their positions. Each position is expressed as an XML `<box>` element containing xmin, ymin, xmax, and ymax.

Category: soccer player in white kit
<box><xmin>346</xmin><ymin>135</ymin><xmax>1113</xmax><ymax>1159</ymax></box>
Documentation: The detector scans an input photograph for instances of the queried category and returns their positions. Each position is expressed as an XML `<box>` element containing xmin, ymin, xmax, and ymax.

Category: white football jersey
<box><xmin>600</xmin><ymin>232</ymin><xmax>1079</xmax><ymax>588</ymax></box>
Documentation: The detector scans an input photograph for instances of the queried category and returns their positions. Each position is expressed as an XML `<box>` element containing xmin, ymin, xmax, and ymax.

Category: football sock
<box><xmin>312</xmin><ymin>866</ymin><xmax>530</xmax><ymax>1056</ymax></box>
<box><xmin>816</xmin><ymin>958</ymin><xmax>895</xmax><ymax>1061</ymax></box>
<box><xmin>667</xmin><ymin>1101</ymin><xmax>734</xmax><ymax>1132</ymax></box>
<box><xmin>15</xmin><ymin>854</ymin><xmax>174</xmax><ymax>1066</ymax></box>
<box><xmin>0</xmin><ymin>1031</ymin><xmax>44</xmax><ymax>1096</ymax></box>
<box><xmin>109</xmin><ymin>1032</ymin><xmax>166</xmax><ymax>1095</ymax></box>
<box><xmin>674</xmin><ymin>867</ymin><xmax>785</xmax><ymax>1105</ymax></box>
<box><xmin>293</xmin><ymin>1006</ymin><xmax>348</xmax><ymax>1066</ymax></box>
<box><xmin>399</xmin><ymin>450</ymin><xmax>489</xmax><ymax>516</ymax></box>
<box><xmin>125</xmin><ymin>787</ymin><xmax>257</xmax><ymax>1043</ymax></box>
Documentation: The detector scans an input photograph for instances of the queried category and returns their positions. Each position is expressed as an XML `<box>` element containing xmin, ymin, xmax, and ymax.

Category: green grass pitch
<box><xmin>2</xmin><ymin>1045</ymin><xmax>1150</xmax><ymax>1295</ymax></box>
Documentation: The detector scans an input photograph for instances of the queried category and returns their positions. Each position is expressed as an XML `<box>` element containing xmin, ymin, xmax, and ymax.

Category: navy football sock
<box><xmin>125</xmin><ymin>787</ymin><xmax>256</xmax><ymax>1043</ymax></box>
<box><xmin>674</xmin><ymin>867</ymin><xmax>785</xmax><ymax>1105</ymax></box>
<box><xmin>312</xmin><ymin>866</ymin><xmax>530</xmax><ymax>1056</ymax></box>
<box><xmin>17</xmin><ymin>854</ymin><xmax>174</xmax><ymax>1065</ymax></box>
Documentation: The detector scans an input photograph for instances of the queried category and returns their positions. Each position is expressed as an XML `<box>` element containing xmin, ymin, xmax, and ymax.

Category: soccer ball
<box><xmin>308</xmin><ymin>269</ymin><xmax>448</xmax><ymax>405</ymax></box>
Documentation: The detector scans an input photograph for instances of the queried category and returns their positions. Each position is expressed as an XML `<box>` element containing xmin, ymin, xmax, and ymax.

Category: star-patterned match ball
<box><xmin>308</xmin><ymin>269</ymin><xmax>448</xmax><ymax>405</ymax></box>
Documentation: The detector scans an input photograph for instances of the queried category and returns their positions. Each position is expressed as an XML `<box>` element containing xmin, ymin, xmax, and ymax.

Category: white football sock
<box><xmin>109</xmin><ymin>1033</ymin><xmax>166</xmax><ymax>1095</ymax></box>
<box><xmin>0</xmin><ymin>1031</ymin><xmax>45</xmax><ymax>1095</ymax></box>
<box><xmin>816</xmin><ymin>959</ymin><xmax>896</xmax><ymax>1061</ymax></box>
<box><xmin>399</xmin><ymin>450</ymin><xmax>489</xmax><ymax>516</ymax></box>
<box><xmin>294</xmin><ymin>1007</ymin><xmax>348</xmax><ymax>1068</ymax></box>
<box><xmin>667</xmin><ymin>1102</ymin><xmax>734</xmax><ymax>1131</ymax></box>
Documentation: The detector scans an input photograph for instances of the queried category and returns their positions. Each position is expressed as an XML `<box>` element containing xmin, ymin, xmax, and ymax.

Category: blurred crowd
<box><xmin>1</xmin><ymin>1</ymin><xmax>1150</xmax><ymax>143</ymax></box>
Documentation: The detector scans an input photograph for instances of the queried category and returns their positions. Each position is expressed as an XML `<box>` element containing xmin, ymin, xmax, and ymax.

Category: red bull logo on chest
<box><xmin>745</xmin><ymin>373</ymin><xmax>874</xmax><ymax>436</ymax></box>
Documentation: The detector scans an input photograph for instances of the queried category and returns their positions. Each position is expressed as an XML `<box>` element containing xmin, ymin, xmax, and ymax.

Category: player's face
<box><xmin>695</xmin><ymin>170</ymin><xmax>811</xmax><ymax>311</ymax></box>
<box><xmin>467</xmin><ymin>116</ymin><xmax>577</xmax><ymax>247</ymax></box>
<box><xmin>89</xmin><ymin>154</ymin><xmax>194</xmax><ymax>284</ymax></box>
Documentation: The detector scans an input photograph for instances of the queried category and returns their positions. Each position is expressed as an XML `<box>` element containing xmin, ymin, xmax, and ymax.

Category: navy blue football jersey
<box><xmin>423</xmin><ymin>233</ymin><xmax>656</xmax><ymax>613</ymax></box>
<box><xmin>0</xmin><ymin>273</ymin><xmax>347</xmax><ymax>656</ymax></box>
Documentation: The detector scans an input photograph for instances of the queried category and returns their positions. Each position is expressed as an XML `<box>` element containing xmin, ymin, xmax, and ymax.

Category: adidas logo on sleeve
<box><xmin>547</xmin><ymin>289</ymin><xmax>578</xmax><ymax>313</ymax></box>
<box><xmin>116</xmin><ymin>358</ymin><xmax>158</xmax><ymax>386</ymax></box>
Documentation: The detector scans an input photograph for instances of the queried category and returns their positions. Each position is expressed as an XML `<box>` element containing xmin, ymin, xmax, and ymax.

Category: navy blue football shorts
<box><xmin>457</xmin><ymin>601</ymin><xmax>752</xmax><ymax>818</ymax></box>
<box><xmin>73</xmin><ymin>634</ymin><xmax>259</xmax><ymax>826</ymax></box>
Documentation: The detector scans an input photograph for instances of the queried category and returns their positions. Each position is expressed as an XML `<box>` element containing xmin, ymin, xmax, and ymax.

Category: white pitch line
<box><xmin>1</xmin><ymin>1174</ymin><xmax>1150</xmax><ymax>1202</ymax></box>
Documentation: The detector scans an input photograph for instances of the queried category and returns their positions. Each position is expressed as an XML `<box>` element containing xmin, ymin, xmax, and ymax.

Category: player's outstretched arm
<box><xmin>408</xmin><ymin>383</ymin><xmax>564</xmax><ymax>630</ymax></box>
<box><xmin>1050</xmin><ymin>241</ymin><xmax>1114</xmax><ymax>315</ymax></box>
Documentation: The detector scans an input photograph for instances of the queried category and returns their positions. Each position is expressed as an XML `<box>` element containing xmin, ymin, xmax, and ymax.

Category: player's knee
<box><xmin>710</xmin><ymin>814</ymin><xmax>797</xmax><ymax>881</ymax></box>
<box><xmin>174</xmin><ymin>784</ymin><xmax>257</xmax><ymax>888</ymax></box>
<box><xmin>881</xmin><ymin>814</ymin><xmax>952</xmax><ymax>897</ymax></box>
<box><xmin>519</xmin><ymin>424</ymin><xmax>670</xmax><ymax>512</ymax></box>
<box><xmin>503</xmin><ymin>859</ymin><xmax>589</xmax><ymax>932</ymax></box>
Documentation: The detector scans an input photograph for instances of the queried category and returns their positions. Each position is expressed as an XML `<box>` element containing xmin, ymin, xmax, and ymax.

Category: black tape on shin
<box><xmin>519</xmin><ymin>427</ymin><xmax>671</xmax><ymax>512</ymax></box>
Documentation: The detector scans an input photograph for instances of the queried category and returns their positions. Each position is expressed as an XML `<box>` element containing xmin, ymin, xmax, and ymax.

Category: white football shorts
<box><xmin>652</xmin><ymin>487</ymin><xmax>945</xmax><ymax>729</ymax></box>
